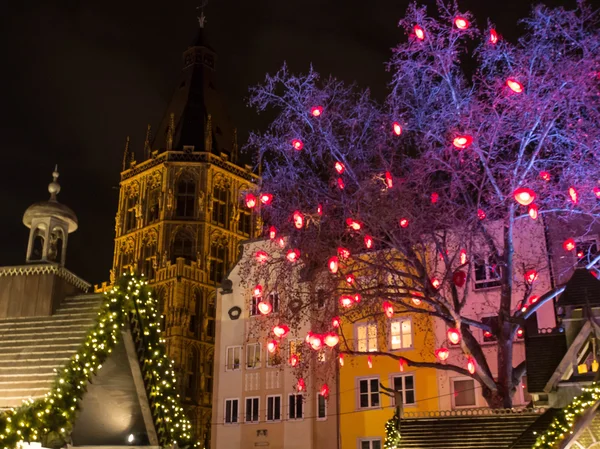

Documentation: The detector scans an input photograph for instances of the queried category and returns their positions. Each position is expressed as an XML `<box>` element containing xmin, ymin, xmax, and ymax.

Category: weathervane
<box><xmin>197</xmin><ymin>0</ymin><xmax>208</xmax><ymax>28</ymax></box>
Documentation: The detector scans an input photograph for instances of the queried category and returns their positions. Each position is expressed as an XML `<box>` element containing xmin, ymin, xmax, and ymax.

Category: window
<box><xmin>239</xmin><ymin>205</ymin><xmax>252</xmax><ymax>236</ymax></box>
<box><xmin>358</xmin><ymin>378</ymin><xmax>380</xmax><ymax>409</ymax></box>
<box><xmin>317</xmin><ymin>393</ymin><xmax>327</xmax><ymax>420</ymax></box>
<box><xmin>288</xmin><ymin>394</ymin><xmax>304</xmax><ymax>420</ymax></box>
<box><xmin>266</xmin><ymin>395</ymin><xmax>282</xmax><ymax>422</ymax></box>
<box><xmin>212</xmin><ymin>186</ymin><xmax>228</xmax><ymax>226</ymax></box>
<box><xmin>206</xmin><ymin>319</ymin><xmax>215</xmax><ymax>338</ymax></box>
<box><xmin>245</xmin><ymin>397</ymin><xmax>259</xmax><ymax>423</ymax></box>
<box><xmin>453</xmin><ymin>378</ymin><xmax>476</xmax><ymax>408</ymax></box>
<box><xmin>250</xmin><ymin>295</ymin><xmax>260</xmax><ymax>317</ymax></box>
<box><xmin>481</xmin><ymin>316</ymin><xmax>497</xmax><ymax>342</ymax></box>
<box><xmin>185</xmin><ymin>351</ymin><xmax>198</xmax><ymax>399</ymax></box>
<box><xmin>176</xmin><ymin>178</ymin><xmax>196</xmax><ymax>218</ymax></box>
<box><xmin>246</xmin><ymin>343</ymin><xmax>261</xmax><ymax>369</ymax></box>
<box><xmin>359</xmin><ymin>439</ymin><xmax>382</xmax><ymax>449</ymax></box>
<box><xmin>146</xmin><ymin>189</ymin><xmax>160</xmax><ymax>223</ymax></box>
<box><xmin>289</xmin><ymin>339</ymin><xmax>302</xmax><ymax>364</ymax></box>
<box><xmin>390</xmin><ymin>319</ymin><xmax>412</xmax><ymax>350</ymax></box>
<box><xmin>209</xmin><ymin>244</ymin><xmax>227</xmax><ymax>283</ymax></box>
<box><xmin>224</xmin><ymin>399</ymin><xmax>239</xmax><ymax>424</ymax></box>
<box><xmin>268</xmin><ymin>292</ymin><xmax>280</xmax><ymax>313</ymax></box>
<box><xmin>575</xmin><ymin>237</ymin><xmax>598</xmax><ymax>267</ymax></box>
<box><xmin>226</xmin><ymin>346</ymin><xmax>242</xmax><ymax>371</ymax></box>
<box><xmin>142</xmin><ymin>242</ymin><xmax>156</xmax><ymax>279</ymax></box>
<box><xmin>473</xmin><ymin>254</ymin><xmax>501</xmax><ymax>289</ymax></box>
<box><xmin>355</xmin><ymin>323</ymin><xmax>378</xmax><ymax>352</ymax></box>
<box><xmin>391</xmin><ymin>374</ymin><xmax>415</xmax><ymax>405</ymax></box>
<box><xmin>267</xmin><ymin>345</ymin><xmax>281</xmax><ymax>367</ymax></box>
<box><xmin>172</xmin><ymin>231</ymin><xmax>194</xmax><ymax>261</ymax></box>
<box><xmin>125</xmin><ymin>195</ymin><xmax>137</xmax><ymax>232</ymax></box>
<box><xmin>316</xmin><ymin>289</ymin><xmax>326</xmax><ymax>309</ymax></box>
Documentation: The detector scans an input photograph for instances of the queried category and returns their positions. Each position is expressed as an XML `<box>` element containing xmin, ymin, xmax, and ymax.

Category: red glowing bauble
<box><xmin>447</xmin><ymin>328</ymin><xmax>461</xmax><ymax>345</ymax></box>
<box><xmin>273</xmin><ymin>324</ymin><xmax>290</xmax><ymax>338</ymax></box>
<box><xmin>289</xmin><ymin>354</ymin><xmax>299</xmax><ymax>367</ymax></box>
<box><xmin>332</xmin><ymin>316</ymin><xmax>341</xmax><ymax>328</ymax></box>
<box><xmin>517</xmin><ymin>328</ymin><xmax>524</xmax><ymax>338</ymax></box>
<box><xmin>452</xmin><ymin>271</ymin><xmax>467</xmax><ymax>288</ymax></box>
<box><xmin>268</xmin><ymin>226</ymin><xmax>277</xmax><ymax>240</ymax></box>
<box><xmin>384</xmin><ymin>172</ymin><xmax>393</xmax><ymax>189</ymax></box>
<box><xmin>431</xmin><ymin>192</ymin><xmax>439</xmax><ymax>204</ymax></box>
<box><xmin>367</xmin><ymin>355</ymin><xmax>373</xmax><ymax>369</ymax></box>
<box><xmin>528</xmin><ymin>295</ymin><xmax>540</xmax><ymax>305</ymax></box>
<box><xmin>524</xmin><ymin>270</ymin><xmax>538</xmax><ymax>284</ymax></box>
<box><xmin>528</xmin><ymin>204</ymin><xmax>538</xmax><ymax>220</ymax></box>
<box><xmin>286</xmin><ymin>249</ymin><xmax>300</xmax><ymax>262</ymax></box>
<box><xmin>435</xmin><ymin>347</ymin><xmax>450</xmax><ymax>361</ymax></box>
<box><xmin>364</xmin><ymin>235</ymin><xmax>374</xmax><ymax>249</ymax></box>
<box><xmin>258</xmin><ymin>301</ymin><xmax>272</xmax><ymax>315</ymax></box>
<box><xmin>255</xmin><ymin>251</ymin><xmax>269</xmax><ymax>263</ymax></box>
<box><xmin>399</xmin><ymin>358</ymin><xmax>406</xmax><ymax>372</ymax></box>
<box><xmin>345</xmin><ymin>274</ymin><xmax>355</xmax><ymax>285</ymax></box>
<box><xmin>489</xmin><ymin>28</ymin><xmax>498</xmax><ymax>44</ymax></box>
<box><xmin>245</xmin><ymin>193</ymin><xmax>257</xmax><ymax>209</ymax></box>
<box><xmin>253</xmin><ymin>285</ymin><xmax>263</xmax><ymax>297</ymax></box>
<box><xmin>459</xmin><ymin>249</ymin><xmax>467</xmax><ymax>265</ymax></box>
<box><xmin>292</xmin><ymin>139</ymin><xmax>304</xmax><ymax>151</ymax></box>
<box><xmin>540</xmin><ymin>171</ymin><xmax>551</xmax><ymax>182</ymax></box>
<box><xmin>399</xmin><ymin>218</ymin><xmax>409</xmax><ymax>228</ymax></box>
<box><xmin>414</xmin><ymin>25</ymin><xmax>425</xmax><ymax>40</ymax></box>
<box><xmin>483</xmin><ymin>330</ymin><xmax>492</xmax><ymax>338</ymax></box>
<box><xmin>431</xmin><ymin>278</ymin><xmax>441</xmax><ymax>289</ymax></box>
<box><xmin>467</xmin><ymin>357</ymin><xmax>476</xmax><ymax>374</ymax></box>
<box><xmin>328</xmin><ymin>256</ymin><xmax>339</xmax><ymax>274</ymax></box>
<box><xmin>293</xmin><ymin>210</ymin><xmax>304</xmax><ymax>229</ymax></box>
<box><xmin>393</xmin><ymin>122</ymin><xmax>403</xmax><ymax>136</ymax></box>
<box><xmin>277</xmin><ymin>237</ymin><xmax>285</xmax><ymax>248</ymax></box>
<box><xmin>267</xmin><ymin>340</ymin><xmax>278</xmax><ymax>353</ymax></box>
<box><xmin>317</xmin><ymin>204</ymin><xmax>323</xmax><ymax>215</ymax></box>
<box><xmin>454</xmin><ymin>17</ymin><xmax>469</xmax><ymax>29</ymax></box>
<box><xmin>309</xmin><ymin>334</ymin><xmax>323</xmax><ymax>350</ymax></box>
<box><xmin>383</xmin><ymin>301</ymin><xmax>394</xmax><ymax>319</ymax></box>
<box><xmin>513</xmin><ymin>187</ymin><xmax>536</xmax><ymax>206</ymax></box>
<box><xmin>569</xmin><ymin>187</ymin><xmax>579</xmax><ymax>204</ymax></box>
<box><xmin>339</xmin><ymin>354</ymin><xmax>345</xmax><ymax>366</ymax></box>
<box><xmin>320</xmin><ymin>383</ymin><xmax>330</xmax><ymax>398</ymax></box>
<box><xmin>338</xmin><ymin>247</ymin><xmax>351</xmax><ymax>259</ymax></box>
<box><xmin>453</xmin><ymin>135</ymin><xmax>473</xmax><ymax>149</ymax></box>
<box><xmin>324</xmin><ymin>333</ymin><xmax>340</xmax><ymax>348</ymax></box>
<box><xmin>477</xmin><ymin>209</ymin><xmax>486</xmax><ymax>220</ymax></box>
<box><xmin>346</xmin><ymin>218</ymin><xmax>363</xmax><ymax>231</ymax></box>
<box><xmin>412</xmin><ymin>297</ymin><xmax>422</xmax><ymax>306</ymax></box>
<box><xmin>506</xmin><ymin>78</ymin><xmax>523</xmax><ymax>93</ymax></box>
<box><xmin>337</xmin><ymin>177</ymin><xmax>345</xmax><ymax>190</ymax></box>
<box><xmin>297</xmin><ymin>378</ymin><xmax>306</xmax><ymax>392</ymax></box>
<box><xmin>260</xmin><ymin>193</ymin><xmax>273</xmax><ymax>205</ymax></box>
<box><xmin>563</xmin><ymin>238</ymin><xmax>576</xmax><ymax>252</ymax></box>
<box><xmin>594</xmin><ymin>186</ymin><xmax>600</xmax><ymax>198</ymax></box>
<box><xmin>339</xmin><ymin>295</ymin><xmax>354</xmax><ymax>308</ymax></box>
<box><xmin>334</xmin><ymin>161</ymin><xmax>345</xmax><ymax>174</ymax></box>
<box><xmin>311</xmin><ymin>106</ymin><xmax>323</xmax><ymax>117</ymax></box>
<box><xmin>354</xmin><ymin>293</ymin><xmax>362</xmax><ymax>303</ymax></box>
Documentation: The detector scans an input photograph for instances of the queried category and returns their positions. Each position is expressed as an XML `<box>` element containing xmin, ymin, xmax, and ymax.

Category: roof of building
<box><xmin>557</xmin><ymin>268</ymin><xmax>600</xmax><ymax>308</ymax></box>
<box><xmin>397</xmin><ymin>409</ymin><xmax>547</xmax><ymax>449</ymax></box>
<box><xmin>525</xmin><ymin>330</ymin><xmax>568</xmax><ymax>393</ymax></box>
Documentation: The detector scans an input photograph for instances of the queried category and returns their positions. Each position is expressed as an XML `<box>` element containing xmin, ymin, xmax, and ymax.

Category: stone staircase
<box><xmin>0</xmin><ymin>294</ymin><xmax>103</xmax><ymax>409</ymax></box>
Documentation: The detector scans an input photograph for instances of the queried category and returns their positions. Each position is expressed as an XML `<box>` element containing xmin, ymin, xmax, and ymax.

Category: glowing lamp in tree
<box><xmin>286</xmin><ymin>249</ymin><xmax>300</xmax><ymax>262</ymax></box>
<box><xmin>447</xmin><ymin>328</ymin><xmax>461</xmax><ymax>345</ymax></box>
<box><xmin>345</xmin><ymin>274</ymin><xmax>355</xmax><ymax>285</ymax></box>
<box><xmin>506</xmin><ymin>78</ymin><xmax>524</xmax><ymax>93</ymax></box>
<box><xmin>311</xmin><ymin>106</ymin><xmax>323</xmax><ymax>117</ymax></box>
<box><xmin>453</xmin><ymin>271</ymin><xmax>467</xmax><ymax>288</ymax></box>
<box><xmin>399</xmin><ymin>218</ymin><xmax>409</xmax><ymax>228</ymax></box>
<box><xmin>334</xmin><ymin>161</ymin><xmax>345</xmax><ymax>174</ymax></box>
<box><xmin>521</xmin><ymin>304</ymin><xmax>528</xmax><ymax>313</ymax></box>
<box><xmin>346</xmin><ymin>218</ymin><xmax>363</xmax><ymax>231</ymax></box>
<box><xmin>489</xmin><ymin>28</ymin><xmax>498</xmax><ymax>44</ymax></box>
<box><xmin>540</xmin><ymin>171</ymin><xmax>551</xmax><ymax>181</ymax></box>
<box><xmin>339</xmin><ymin>354</ymin><xmax>345</xmax><ymax>366</ymax></box>
<box><xmin>268</xmin><ymin>226</ymin><xmax>277</xmax><ymax>240</ymax></box>
<box><xmin>245</xmin><ymin>194</ymin><xmax>257</xmax><ymax>209</ymax></box>
<box><xmin>258</xmin><ymin>301</ymin><xmax>272</xmax><ymax>315</ymax></box>
<box><xmin>435</xmin><ymin>347</ymin><xmax>450</xmax><ymax>362</ymax></box>
<box><xmin>453</xmin><ymin>135</ymin><xmax>473</xmax><ymax>149</ymax></box>
<box><xmin>393</xmin><ymin>121</ymin><xmax>403</xmax><ymax>136</ymax></box>
<box><xmin>339</xmin><ymin>295</ymin><xmax>354</xmax><ymax>308</ymax></box>
<box><xmin>293</xmin><ymin>210</ymin><xmax>305</xmax><ymax>229</ymax></box>
<box><xmin>305</xmin><ymin>332</ymin><xmax>313</xmax><ymax>344</ymax></box>
<box><xmin>337</xmin><ymin>177</ymin><xmax>345</xmax><ymax>190</ymax></box>
<box><xmin>328</xmin><ymin>256</ymin><xmax>339</xmax><ymax>274</ymax></box>
<box><xmin>354</xmin><ymin>293</ymin><xmax>362</xmax><ymax>303</ymax></box>
<box><xmin>385</xmin><ymin>171</ymin><xmax>393</xmax><ymax>188</ymax></box>
<box><xmin>459</xmin><ymin>249</ymin><xmax>467</xmax><ymax>265</ymax></box>
<box><xmin>297</xmin><ymin>378</ymin><xmax>306</xmax><ymax>392</ymax></box>
<box><xmin>513</xmin><ymin>188</ymin><xmax>536</xmax><ymax>206</ymax></box>
<box><xmin>399</xmin><ymin>358</ymin><xmax>406</xmax><ymax>372</ymax></box>
<box><xmin>324</xmin><ymin>333</ymin><xmax>340</xmax><ymax>348</ymax></box>
<box><xmin>528</xmin><ymin>204</ymin><xmax>538</xmax><ymax>220</ymax></box>
<box><xmin>467</xmin><ymin>357</ymin><xmax>476</xmax><ymax>374</ymax></box>
<box><xmin>569</xmin><ymin>187</ymin><xmax>579</xmax><ymax>204</ymax></box>
<box><xmin>454</xmin><ymin>17</ymin><xmax>469</xmax><ymax>29</ymax></box>
<box><xmin>260</xmin><ymin>193</ymin><xmax>273</xmax><ymax>205</ymax></box>
<box><xmin>364</xmin><ymin>235</ymin><xmax>374</xmax><ymax>249</ymax></box>
<box><xmin>477</xmin><ymin>209</ymin><xmax>486</xmax><ymax>220</ymax></box>
<box><xmin>317</xmin><ymin>204</ymin><xmax>323</xmax><ymax>215</ymax></box>
<box><xmin>367</xmin><ymin>355</ymin><xmax>373</xmax><ymax>369</ymax></box>
<box><xmin>289</xmin><ymin>354</ymin><xmax>299</xmax><ymax>367</ymax></box>
<box><xmin>292</xmin><ymin>139</ymin><xmax>304</xmax><ymax>151</ymax></box>
<box><xmin>412</xmin><ymin>297</ymin><xmax>422</xmax><ymax>306</ymax></box>
<box><xmin>309</xmin><ymin>334</ymin><xmax>323</xmax><ymax>350</ymax></box>
<box><xmin>525</xmin><ymin>270</ymin><xmax>538</xmax><ymax>284</ymax></box>
<box><xmin>563</xmin><ymin>238</ymin><xmax>576</xmax><ymax>251</ymax></box>
<box><xmin>320</xmin><ymin>383</ymin><xmax>330</xmax><ymax>398</ymax></box>
<box><xmin>414</xmin><ymin>25</ymin><xmax>425</xmax><ymax>40</ymax></box>
<box><xmin>383</xmin><ymin>301</ymin><xmax>394</xmax><ymax>318</ymax></box>
<box><xmin>336</xmin><ymin>248</ymin><xmax>349</xmax><ymax>260</ymax></box>
<box><xmin>431</xmin><ymin>277</ymin><xmax>441</xmax><ymax>289</ymax></box>
<box><xmin>255</xmin><ymin>251</ymin><xmax>269</xmax><ymax>264</ymax></box>
<box><xmin>253</xmin><ymin>285</ymin><xmax>263</xmax><ymax>297</ymax></box>
<box><xmin>267</xmin><ymin>340</ymin><xmax>278</xmax><ymax>353</ymax></box>
<box><xmin>517</xmin><ymin>328</ymin><xmax>524</xmax><ymax>338</ymax></box>
<box><xmin>594</xmin><ymin>186</ymin><xmax>600</xmax><ymax>198</ymax></box>
<box><xmin>431</xmin><ymin>192</ymin><xmax>439</xmax><ymax>204</ymax></box>
<box><xmin>273</xmin><ymin>325</ymin><xmax>290</xmax><ymax>339</ymax></box>
<box><xmin>483</xmin><ymin>330</ymin><xmax>492</xmax><ymax>339</ymax></box>
<box><xmin>529</xmin><ymin>295</ymin><xmax>540</xmax><ymax>305</ymax></box>
<box><xmin>277</xmin><ymin>237</ymin><xmax>285</xmax><ymax>248</ymax></box>
<box><xmin>332</xmin><ymin>316</ymin><xmax>341</xmax><ymax>328</ymax></box>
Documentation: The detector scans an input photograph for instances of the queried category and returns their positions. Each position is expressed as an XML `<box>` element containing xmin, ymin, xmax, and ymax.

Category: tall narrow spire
<box><xmin>166</xmin><ymin>113</ymin><xmax>174</xmax><ymax>150</ymax></box>
<box><xmin>205</xmin><ymin>114</ymin><xmax>213</xmax><ymax>153</ymax></box>
<box><xmin>144</xmin><ymin>124</ymin><xmax>152</xmax><ymax>159</ymax></box>
<box><xmin>232</xmin><ymin>128</ymin><xmax>239</xmax><ymax>163</ymax></box>
<box><xmin>197</xmin><ymin>1</ymin><xmax>208</xmax><ymax>29</ymax></box>
<box><xmin>122</xmin><ymin>136</ymin><xmax>130</xmax><ymax>171</ymax></box>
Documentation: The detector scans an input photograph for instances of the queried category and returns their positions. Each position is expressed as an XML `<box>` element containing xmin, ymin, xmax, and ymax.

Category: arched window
<box><xmin>176</xmin><ymin>177</ymin><xmax>196</xmax><ymax>218</ymax></box>
<box><xmin>142</xmin><ymin>240</ymin><xmax>157</xmax><ymax>279</ymax></box>
<box><xmin>212</xmin><ymin>185</ymin><xmax>228</xmax><ymax>226</ymax></box>
<box><xmin>125</xmin><ymin>195</ymin><xmax>137</xmax><ymax>232</ymax></box>
<box><xmin>31</xmin><ymin>228</ymin><xmax>45</xmax><ymax>260</ymax></box>
<box><xmin>48</xmin><ymin>227</ymin><xmax>64</xmax><ymax>263</ymax></box>
<box><xmin>185</xmin><ymin>349</ymin><xmax>199</xmax><ymax>400</ymax></box>
<box><xmin>172</xmin><ymin>230</ymin><xmax>194</xmax><ymax>261</ymax></box>
<box><xmin>146</xmin><ymin>188</ymin><xmax>161</xmax><ymax>223</ymax></box>
<box><xmin>239</xmin><ymin>197</ymin><xmax>252</xmax><ymax>236</ymax></box>
<box><xmin>209</xmin><ymin>244</ymin><xmax>227</xmax><ymax>283</ymax></box>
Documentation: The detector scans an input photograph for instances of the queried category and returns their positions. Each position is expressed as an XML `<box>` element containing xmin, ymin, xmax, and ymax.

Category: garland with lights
<box><xmin>533</xmin><ymin>383</ymin><xmax>600</xmax><ymax>448</ymax></box>
<box><xmin>0</xmin><ymin>275</ymin><xmax>196</xmax><ymax>449</ymax></box>
<box><xmin>384</xmin><ymin>412</ymin><xmax>401</xmax><ymax>449</ymax></box>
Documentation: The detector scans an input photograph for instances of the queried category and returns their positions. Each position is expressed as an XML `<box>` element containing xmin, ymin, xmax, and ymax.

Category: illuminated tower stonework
<box><xmin>106</xmin><ymin>26</ymin><xmax>258</xmax><ymax>448</ymax></box>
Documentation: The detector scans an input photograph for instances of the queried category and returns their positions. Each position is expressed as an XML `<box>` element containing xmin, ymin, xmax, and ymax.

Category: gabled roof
<box><xmin>525</xmin><ymin>330</ymin><xmax>568</xmax><ymax>393</ymax></box>
<box><xmin>557</xmin><ymin>268</ymin><xmax>600</xmax><ymax>308</ymax></box>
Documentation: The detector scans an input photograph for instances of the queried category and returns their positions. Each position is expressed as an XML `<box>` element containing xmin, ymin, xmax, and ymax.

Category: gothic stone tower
<box><xmin>110</xmin><ymin>27</ymin><xmax>258</xmax><ymax>448</ymax></box>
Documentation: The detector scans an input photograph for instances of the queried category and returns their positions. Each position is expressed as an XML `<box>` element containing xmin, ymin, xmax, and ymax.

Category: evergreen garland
<box><xmin>0</xmin><ymin>275</ymin><xmax>196</xmax><ymax>449</ymax></box>
<box><xmin>384</xmin><ymin>412</ymin><xmax>401</xmax><ymax>449</ymax></box>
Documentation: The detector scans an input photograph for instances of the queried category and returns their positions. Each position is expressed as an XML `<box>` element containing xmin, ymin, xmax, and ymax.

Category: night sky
<box><xmin>0</xmin><ymin>0</ymin><xmax>588</xmax><ymax>284</ymax></box>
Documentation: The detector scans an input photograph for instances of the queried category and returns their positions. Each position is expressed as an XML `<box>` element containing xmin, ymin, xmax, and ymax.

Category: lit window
<box><xmin>317</xmin><ymin>393</ymin><xmax>327</xmax><ymax>420</ymax></box>
<box><xmin>212</xmin><ymin>186</ymin><xmax>228</xmax><ymax>226</ymax></box>
<box><xmin>176</xmin><ymin>178</ymin><xmax>196</xmax><ymax>218</ymax></box>
<box><xmin>474</xmin><ymin>254</ymin><xmax>501</xmax><ymax>289</ymax></box>
<box><xmin>225</xmin><ymin>346</ymin><xmax>241</xmax><ymax>371</ymax></box>
<box><xmin>266</xmin><ymin>395</ymin><xmax>282</xmax><ymax>422</ymax></box>
<box><xmin>453</xmin><ymin>378</ymin><xmax>476</xmax><ymax>408</ymax></box>
<box><xmin>359</xmin><ymin>439</ymin><xmax>382</xmax><ymax>449</ymax></box>
<box><xmin>355</xmin><ymin>323</ymin><xmax>378</xmax><ymax>352</ymax></box>
<box><xmin>288</xmin><ymin>394</ymin><xmax>304</xmax><ymax>420</ymax></box>
<box><xmin>246</xmin><ymin>343</ymin><xmax>261</xmax><ymax>369</ymax></box>
<box><xmin>250</xmin><ymin>295</ymin><xmax>260</xmax><ymax>317</ymax></box>
<box><xmin>390</xmin><ymin>319</ymin><xmax>412</xmax><ymax>350</ymax></box>
<box><xmin>146</xmin><ymin>188</ymin><xmax>161</xmax><ymax>223</ymax></box>
<box><xmin>391</xmin><ymin>374</ymin><xmax>415</xmax><ymax>405</ymax></box>
<box><xmin>224</xmin><ymin>398</ymin><xmax>239</xmax><ymax>424</ymax></box>
<box><xmin>267</xmin><ymin>344</ymin><xmax>281</xmax><ymax>367</ymax></box>
<box><xmin>289</xmin><ymin>340</ymin><xmax>303</xmax><ymax>359</ymax></box>
<box><xmin>358</xmin><ymin>377</ymin><xmax>380</xmax><ymax>409</ymax></box>
<box><xmin>245</xmin><ymin>397</ymin><xmax>259</xmax><ymax>423</ymax></box>
<box><xmin>268</xmin><ymin>292</ymin><xmax>280</xmax><ymax>313</ymax></box>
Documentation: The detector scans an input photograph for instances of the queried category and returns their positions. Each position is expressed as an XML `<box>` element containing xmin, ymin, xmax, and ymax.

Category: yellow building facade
<box><xmin>339</xmin><ymin>311</ymin><xmax>439</xmax><ymax>449</ymax></box>
<box><xmin>99</xmin><ymin>25</ymin><xmax>258</xmax><ymax>448</ymax></box>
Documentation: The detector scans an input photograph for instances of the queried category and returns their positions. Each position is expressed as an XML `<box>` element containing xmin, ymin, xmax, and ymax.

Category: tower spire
<box><xmin>196</xmin><ymin>1</ymin><xmax>208</xmax><ymax>28</ymax></box>
<box><xmin>166</xmin><ymin>114</ymin><xmax>174</xmax><ymax>150</ymax></box>
<box><xmin>144</xmin><ymin>124</ymin><xmax>152</xmax><ymax>159</ymax></box>
<box><xmin>122</xmin><ymin>136</ymin><xmax>130</xmax><ymax>171</ymax></box>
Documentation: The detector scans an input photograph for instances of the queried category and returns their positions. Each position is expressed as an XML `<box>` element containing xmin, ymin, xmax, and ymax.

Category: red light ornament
<box><xmin>467</xmin><ymin>357</ymin><xmax>476</xmax><ymax>374</ymax></box>
<box><xmin>340</xmin><ymin>295</ymin><xmax>354</xmax><ymax>308</ymax></box>
<box><xmin>309</xmin><ymin>334</ymin><xmax>323</xmax><ymax>350</ymax></box>
<box><xmin>354</xmin><ymin>293</ymin><xmax>362</xmax><ymax>303</ymax></box>
<box><xmin>431</xmin><ymin>278</ymin><xmax>441</xmax><ymax>289</ymax></box>
<box><xmin>320</xmin><ymin>383</ymin><xmax>330</xmax><ymax>398</ymax></box>
<box><xmin>414</xmin><ymin>25</ymin><xmax>425</xmax><ymax>40</ymax></box>
<box><xmin>489</xmin><ymin>28</ymin><xmax>498</xmax><ymax>44</ymax></box>
<box><xmin>594</xmin><ymin>186</ymin><xmax>600</xmax><ymax>198</ymax></box>
<box><xmin>311</xmin><ymin>106</ymin><xmax>323</xmax><ymax>117</ymax></box>
<box><xmin>258</xmin><ymin>301</ymin><xmax>272</xmax><ymax>315</ymax></box>
<box><xmin>292</xmin><ymin>139</ymin><xmax>304</xmax><ymax>151</ymax></box>
<box><xmin>385</xmin><ymin>171</ymin><xmax>393</xmax><ymax>189</ymax></box>
<box><xmin>267</xmin><ymin>340</ymin><xmax>278</xmax><ymax>353</ymax></box>
<box><xmin>273</xmin><ymin>325</ymin><xmax>290</xmax><ymax>338</ymax></box>
<box><xmin>431</xmin><ymin>192</ymin><xmax>439</xmax><ymax>204</ymax></box>
<box><xmin>514</xmin><ymin>188</ymin><xmax>536</xmax><ymax>206</ymax></box>
<box><xmin>528</xmin><ymin>204</ymin><xmax>538</xmax><ymax>220</ymax></box>
<box><xmin>293</xmin><ymin>210</ymin><xmax>304</xmax><ymax>229</ymax></box>
<box><xmin>383</xmin><ymin>301</ymin><xmax>394</xmax><ymax>319</ymax></box>
<box><xmin>338</xmin><ymin>247</ymin><xmax>351</xmax><ymax>259</ymax></box>
<box><xmin>529</xmin><ymin>295</ymin><xmax>540</xmax><ymax>305</ymax></box>
<box><xmin>454</xmin><ymin>16</ymin><xmax>469</xmax><ymax>29</ymax></box>
<box><xmin>332</xmin><ymin>316</ymin><xmax>341</xmax><ymax>328</ymax></box>
<box><xmin>260</xmin><ymin>193</ymin><xmax>273</xmax><ymax>205</ymax></box>
<box><xmin>453</xmin><ymin>135</ymin><xmax>473</xmax><ymax>149</ymax></box>
<box><xmin>364</xmin><ymin>235</ymin><xmax>374</xmax><ymax>249</ymax></box>
<box><xmin>435</xmin><ymin>347</ymin><xmax>450</xmax><ymax>361</ymax></box>
<box><xmin>268</xmin><ymin>226</ymin><xmax>277</xmax><ymax>240</ymax></box>
<box><xmin>447</xmin><ymin>328</ymin><xmax>461</xmax><ymax>345</ymax></box>
<box><xmin>459</xmin><ymin>249</ymin><xmax>467</xmax><ymax>265</ymax></box>
<box><xmin>253</xmin><ymin>285</ymin><xmax>263</xmax><ymax>297</ymax></box>
<box><xmin>277</xmin><ymin>237</ymin><xmax>285</xmax><ymax>248</ymax></box>
<box><xmin>477</xmin><ymin>209</ymin><xmax>486</xmax><ymax>220</ymax></box>
<box><xmin>345</xmin><ymin>274</ymin><xmax>355</xmax><ymax>285</ymax></box>
<box><xmin>339</xmin><ymin>354</ymin><xmax>344</xmax><ymax>366</ymax></box>
<box><xmin>367</xmin><ymin>355</ymin><xmax>373</xmax><ymax>369</ymax></box>
<box><xmin>399</xmin><ymin>218</ymin><xmax>409</xmax><ymax>228</ymax></box>
<box><xmin>453</xmin><ymin>270</ymin><xmax>467</xmax><ymax>288</ymax></box>
<box><xmin>289</xmin><ymin>354</ymin><xmax>299</xmax><ymax>367</ymax></box>
<box><xmin>517</xmin><ymin>328</ymin><xmax>524</xmax><ymax>338</ymax></box>
<box><xmin>317</xmin><ymin>204</ymin><xmax>323</xmax><ymax>215</ymax></box>
<box><xmin>569</xmin><ymin>187</ymin><xmax>579</xmax><ymax>204</ymax></box>
<box><xmin>525</xmin><ymin>270</ymin><xmax>538</xmax><ymax>284</ymax></box>
<box><xmin>540</xmin><ymin>171</ymin><xmax>551</xmax><ymax>182</ymax></box>
<box><xmin>245</xmin><ymin>193</ymin><xmax>257</xmax><ymax>209</ymax></box>
<box><xmin>346</xmin><ymin>218</ymin><xmax>363</xmax><ymax>231</ymax></box>
<box><xmin>506</xmin><ymin>78</ymin><xmax>523</xmax><ymax>93</ymax></box>
<box><xmin>337</xmin><ymin>177</ymin><xmax>345</xmax><ymax>190</ymax></box>
<box><xmin>328</xmin><ymin>256</ymin><xmax>339</xmax><ymax>274</ymax></box>
<box><xmin>563</xmin><ymin>238</ymin><xmax>576</xmax><ymax>251</ymax></box>
<box><xmin>286</xmin><ymin>249</ymin><xmax>300</xmax><ymax>262</ymax></box>
<box><xmin>297</xmin><ymin>378</ymin><xmax>306</xmax><ymax>392</ymax></box>
<box><xmin>255</xmin><ymin>251</ymin><xmax>269</xmax><ymax>264</ymax></box>
<box><xmin>324</xmin><ymin>333</ymin><xmax>340</xmax><ymax>348</ymax></box>
<box><xmin>334</xmin><ymin>161</ymin><xmax>345</xmax><ymax>174</ymax></box>
<box><xmin>393</xmin><ymin>122</ymin><xmax>403</xmax><ymax>136</ymax></box>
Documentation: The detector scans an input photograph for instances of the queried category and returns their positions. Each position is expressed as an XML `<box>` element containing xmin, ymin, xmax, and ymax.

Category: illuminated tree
<box><xmin>242</xmin><ymin>1</ymin><xmax>600</xmax><ymax>408</ymax></box>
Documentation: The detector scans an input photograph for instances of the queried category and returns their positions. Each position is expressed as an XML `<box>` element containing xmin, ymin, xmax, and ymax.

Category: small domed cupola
<box><xmin>23</xmin><ymin>167</ymin><xmax>78</xmax><ymax>266</ymax></box>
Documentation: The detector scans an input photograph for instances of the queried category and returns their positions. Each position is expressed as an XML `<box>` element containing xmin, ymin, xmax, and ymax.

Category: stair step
<box><xmin>0</xmin><ymin>337</ymin><xmax>84</xmax><ymax>349</ymax></box>
<box><xmin>0</xmin><ymin>317</ymin><xmax>96</xmax><ymax>330</ymax></box>
<box><xmin>0</xmin><ymin>326</ymin><xmax>90</xmax><ymax>338</ymax></box>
